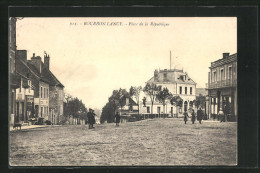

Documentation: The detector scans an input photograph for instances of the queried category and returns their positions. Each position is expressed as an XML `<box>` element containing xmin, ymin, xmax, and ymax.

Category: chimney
<box><xmin>44</xmin><ymin>52</ymin><xmax>50</xmax><ymax>70</ymax></box>
<box><xmin>31</xmin><ymin>53</ymin><xmax>42</xmax><ymax>74</ymax></box>
<box><xmin>154</xmin><ymin>70</ymin><xmax>159</xmax><ymax>82</ymax></box>
<box><xmin>16</xmin><ymin>50</ymin><xmax>27</xmax><ymax>62</ymax></box>
<box><xmin>223</xmin><ymin>53</ymin><xmax>230</xmax><ymax>59</ymax></box>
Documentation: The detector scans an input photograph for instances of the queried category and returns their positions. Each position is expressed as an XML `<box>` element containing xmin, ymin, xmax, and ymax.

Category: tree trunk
<box><xmin>150</xmin><ymin>103</ymin><xmax>153</xmax><ymax>119</ymax></box>
<box><xmin>163</xmin><ymin>104</ymin><xmax>165</xmax><ymax>118</ymax></box>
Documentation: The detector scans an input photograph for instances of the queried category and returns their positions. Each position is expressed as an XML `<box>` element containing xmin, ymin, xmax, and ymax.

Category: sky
<box><xmin>16</xmin><ymin>17</ymin><xmax>237</xmax><ymax>110</ymax></box>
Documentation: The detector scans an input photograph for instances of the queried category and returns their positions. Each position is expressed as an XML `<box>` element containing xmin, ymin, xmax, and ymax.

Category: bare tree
<box><xmin>129</xmin><ymin>86</ymin><xmax>142</xmax><ymax>115</ymax></box>
<box><xmin>143</xmin><ymin>83</ymin><xmax>161</xmax><ymax>117</ymax></box>
<box><xmin>156</xmin><ymin>87</ymin><xmax>173</xmax><ymax>117</ymax></box>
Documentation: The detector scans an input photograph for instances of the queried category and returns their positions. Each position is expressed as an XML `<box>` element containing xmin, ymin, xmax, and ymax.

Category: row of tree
<box><xmin>101</xmin><ymin>83</ymin><xmax>206</xmax><ymax>123</ymax></box>
<box><xmin>143</xmin><ymin>83</ymin><xmax>206</xmax><ymax>115</ymax></box>
<box><xmin>63</xmin><ymin>93</ymin><xmax>88</xmax><ymax>121</ymax></box>
<box><xmin>100</xmin><ymin>87</ymin><xmax>142</xmax><ymax>123</ymax></box>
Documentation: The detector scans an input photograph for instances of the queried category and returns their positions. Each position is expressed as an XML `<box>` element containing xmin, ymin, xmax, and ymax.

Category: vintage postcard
<box><xmin>9</xmin><ymin>17</ymin><xmax>237</xmax><ymax>166</ymax></box>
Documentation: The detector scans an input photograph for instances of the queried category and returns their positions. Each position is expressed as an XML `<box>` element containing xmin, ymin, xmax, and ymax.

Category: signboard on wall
<box><xmin>27</xmin><ymin>96</ymin><xmax>34</xmax><ymax>102</ymax></box>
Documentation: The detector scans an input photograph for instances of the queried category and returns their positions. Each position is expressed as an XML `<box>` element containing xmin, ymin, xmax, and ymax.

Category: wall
<box><xmin>49</xmin><ymin>85</ymin><xmax>64</xmax><ymax>124</ymax></box>
<box><xmin>35</xmin><ymin>81</ymin><xmax>49</xmax><ymax>120</ymax></box>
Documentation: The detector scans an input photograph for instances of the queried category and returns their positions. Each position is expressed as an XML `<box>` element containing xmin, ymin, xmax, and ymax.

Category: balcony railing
<box><xmin>206</xmin><ymin>79</ymin><xmax>237</xmax><ymax>89</ymax></box>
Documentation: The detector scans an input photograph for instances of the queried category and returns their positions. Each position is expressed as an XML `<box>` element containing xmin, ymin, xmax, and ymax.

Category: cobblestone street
<box><xmin>9</xmin><ymin>118</ymin><xmax>237</xmax><ymax>166</ymax></box>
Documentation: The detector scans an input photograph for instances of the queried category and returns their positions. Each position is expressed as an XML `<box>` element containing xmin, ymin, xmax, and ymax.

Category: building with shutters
<box><xmin>143</xmin><ymin>68</ymin><xmax>196</xmax><ymax>117</ymax></box>
<box><xmin>14</xmin><ymin>51</ymin><xmax>64</xmax><ymax>125</ymax></box>
<box><xmin>206</xmin><ymin>53</ymin><xmax>237</xmax><ymax>121</ymax></box>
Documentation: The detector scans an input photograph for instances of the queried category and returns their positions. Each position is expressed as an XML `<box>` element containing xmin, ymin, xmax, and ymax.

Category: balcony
<box><xmin>206</xmin><ymin>79</ymin><xmax>237</xmax><ymax>89</ymax></box>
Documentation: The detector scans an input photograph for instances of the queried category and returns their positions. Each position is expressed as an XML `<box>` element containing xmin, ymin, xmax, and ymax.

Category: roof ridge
<box><xmin>17</xmin><ymin>59</ymin><xmax>41</xmax><ymax>79</ymax></box>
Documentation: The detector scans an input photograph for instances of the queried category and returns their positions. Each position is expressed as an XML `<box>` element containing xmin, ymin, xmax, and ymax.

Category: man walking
<box><xmin>191</xmin><ymin>109</ymin><xmax>196</xmax><ymax>124</ymax></box>
<box><xmin>183</xmin><ymin>110</ymin><xmax>189</xmax><ymax>124</ymax></box>
<box><xmin>87</xmin><ymin>108</ymin><xmax>93</xmax><ymax>129</ymax></box>
<box><xmin>91</xmin><ymin>109</ymin><xmax>96</xmax><ymax>128</ymax></box>
<box><xmin>197</xmin><ymin>107</ymin><xmax>203</xmax><ymax>124</ymax></box>
<box><xmin>218</xmin><ymin>108</ymin><xmax>225</xmax><ymax>122</ymax></box>
<box><xmin>115</xmin><ymin>111</ymin><xmax>120</xmax><ymax>126</ymax></box>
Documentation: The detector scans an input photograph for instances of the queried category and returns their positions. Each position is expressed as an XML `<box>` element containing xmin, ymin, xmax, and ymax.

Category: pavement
<box><xmin>10</xmin><ymin>125</ymin><xmax>60</xmax><ymax>132</ymax></box>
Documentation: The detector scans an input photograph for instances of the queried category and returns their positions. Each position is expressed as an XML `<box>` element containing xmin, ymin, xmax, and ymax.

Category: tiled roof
<box><xmin>41</xmin><ymin>63</ymin><xmax>64</xmax><ymax>87</ymax></box>
<box><xmin>26</xmin><ymin>61</ymin><xmax>64</xmax><ymax>87</ymax></box>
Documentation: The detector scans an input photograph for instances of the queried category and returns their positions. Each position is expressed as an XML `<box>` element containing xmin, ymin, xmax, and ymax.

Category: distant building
<box><xmin>119</xmin><ymin>96</ymin><xmax>138</xmax><ymax>115</ymax></box>
<box><xmin>196</xmin><ymin>88</ymin><xmax>207</xmax><ymax>97</ymax></box>
<box><xmin>143</xmin><ymin>68</ymin><xmax>196</xmax><ymax>117</ymax></box>
<box><xmin>206</xmin><ymin>53</ymin><xmax>237</xmax><ymax>121</ymax></box>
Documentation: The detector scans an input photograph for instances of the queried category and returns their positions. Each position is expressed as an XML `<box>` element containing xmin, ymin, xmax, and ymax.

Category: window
<box><xmin>185</xmin><ymin>87</ymin><xmax>187</xmax><ymax>94</ymax></box>
<box><xmin>147</xmin><ymin>106</ymin><xmax>150</xmax><ymax>113</ymax></box>
<box><xmin>47</xmin><ymin>88</ymin><xmax>49</xmax><ymax>98</ymax></box>
<box><xmin>179</xmin><ymin>86</ymin><xmax>182</xmax><ymax>94</ymax></box>
<box><xmin>41</xmin><ymin>87</ymin><xmax>43</xmax><ymax>98</ymax></box>
<box><xmin>229</xmin><ymin>66</ymin><xmax>232</xmax><ymax>80</ymax></box>
<box><xmin>190</xmin><ymin>87</ymin><xmax>192</xmax><ymax>95</ymax></box>
<box><xmin>44</xmin><ymin>88</ymin><xmax>46</xmax><ymax>98</ymax></box>
<box><xmin>220</xmin><ymin>69</ymin><xmax>224</xmax><ymax>81</ymax></box>
<box><xmin>213</xmin><ymin>71</ymin><xmax>217</xmax><ymax>82</ymax></box>
<box><xmin>47</xmin><ymin>106</ymin><xmax>48</xmax><ymax>116</ymax></box>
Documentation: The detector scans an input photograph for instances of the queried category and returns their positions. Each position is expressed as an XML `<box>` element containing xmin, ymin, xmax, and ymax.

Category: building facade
<box><xmin>14</xmin><ymin>51</ymin><xmax>64</xmax><ymax>125</ymax></box>
<box><xmin>143</xmin><ymin>69</ymin><xmax>196</xmax><ymax>117</ymax></box>
<box><xmin>9</xmin><ymin>17</ymin><xmax>19</xmax><ymax>125</ymax></box>
<box><xmin>206</xmin><ymin>53</ymin><xmax>237</xmax><ymax>121</ymax></box>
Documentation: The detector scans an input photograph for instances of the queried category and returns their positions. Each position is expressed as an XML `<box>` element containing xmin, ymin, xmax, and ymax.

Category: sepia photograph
<box><xmin>9</xmin><ymin>17</ymin><xmax>237</xmax><ymax>166</ymax></box>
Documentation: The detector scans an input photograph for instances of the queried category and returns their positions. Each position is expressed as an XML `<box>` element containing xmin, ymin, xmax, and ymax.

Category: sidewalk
<box><xmin>10</xmin><ymin>125</ymin><xmax>47</xmax><ymax>132</ymax></box>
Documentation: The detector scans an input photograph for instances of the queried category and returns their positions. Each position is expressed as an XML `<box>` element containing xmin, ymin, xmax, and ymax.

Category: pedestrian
<box><xmin>218</xmin><ymin>108</ymin><xmax>224</xmax><ymax>122</ymax></box>
<box><xmin>197</xmin><ymin>107</ymin><xmax>203</xmax><ymax>124</ymax></box>
<box><xmin>191</xmin><ymin>109</ymin><xmax>196</xmax><ymax>124</ymax></box>
<box><xmin>91</xmin><ymin>109</ymin><xmax>96</xmax><ymax>129</ymax></box>
<box><xmin>183</xmin><ymin>110</ymin><xmax>189</xmax><ymax>124</ymax></box>
<box><xmin>87</xmin><ymin>108</ymin><xmax>93</xmax><ymax>129</ymax></box>
<box><xmin>115</xmin><ymin>111</ymin><xmax>120</xmax><ymax>126</ymax></box>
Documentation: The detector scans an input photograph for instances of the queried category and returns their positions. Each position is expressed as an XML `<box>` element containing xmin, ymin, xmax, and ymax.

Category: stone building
<box><xmin>14</xmin><ymin>50</ymin><xmax>36</xmax><ymax>124</ymax></box>
<box><xmin>206</xmin><ymin>53</ymin><xmax>237</xmax><ymax>121</ymax></box>
<box><xmin>143</xmin><ymin>68</ymin><xmax>196</xmax><ymax>117</ymax></box>
<box><xmin>42</xmin><ymin>53</ymin><xmax>64</xmax><ymax>124</ymax></box>
<box><xmin>14</xmin><ymin>51</ymin><xmax>64</xmax><ymax>125</ymax></box>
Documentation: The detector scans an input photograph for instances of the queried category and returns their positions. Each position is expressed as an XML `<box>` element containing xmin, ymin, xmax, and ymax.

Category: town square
<box><xmin>10</xmin><ymin>118</ymin><xmax>236</xmax><ymax>166</ymax></box>
<box><xmin>9</xmin><ymin>17</ymin><xmax>237</xmax><ymax>166</ymax></box>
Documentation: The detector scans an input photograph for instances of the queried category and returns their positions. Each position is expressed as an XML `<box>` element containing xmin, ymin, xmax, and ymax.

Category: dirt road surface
<box><xmin>9</xmin><ymin>118</ymin><xmax>237</xmax><ymax>166</ymax></box>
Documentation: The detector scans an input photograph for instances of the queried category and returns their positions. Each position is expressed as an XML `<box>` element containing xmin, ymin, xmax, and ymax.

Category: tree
<box><xmin>102</xmin><ymin>88</ymin><xmax>129</xmax><ymax>123</ymax></box>
<box><xmin>156</xmin><ymin>87</ymin><xmax>173</xmax><ymax>116</ymax></box>
<box><xmin>194</xmin><ymin>94</ymin><xmax>206</xmax><ymax>109</ymax></box>
<box><xmin>100</xmin><ymin>101</ymin><xmax>115</xmax><ymax>123</ymax></box>
<box><xmin>170</xmin><ymin>95</ymin><xmax>183</xmax><ymax>117</ymax></box>
<box><xmin>63</xmin><ymin>96</ymin><xmax>87</xmax><ymax>119</ymax></box>
<box><xmin>143</xmin><ymin>83</ymin><xmax>162</xmax><ymax>116</ymax></box>
<box><xmin>129</xmin><ymin>86</ymin><xmax>142</xmax><ymax>115</ymax></box>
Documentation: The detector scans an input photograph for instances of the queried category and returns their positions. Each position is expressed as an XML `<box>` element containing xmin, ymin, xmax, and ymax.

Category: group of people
<box><xmin>87</xmin><ymin>108</ymin><xmax>96</xmax><ymax>129</ymax></box>
<box><xmin>183</xmin><ymin>108</ymin><xmax>204</xmax><ymax>124</ymax></box>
